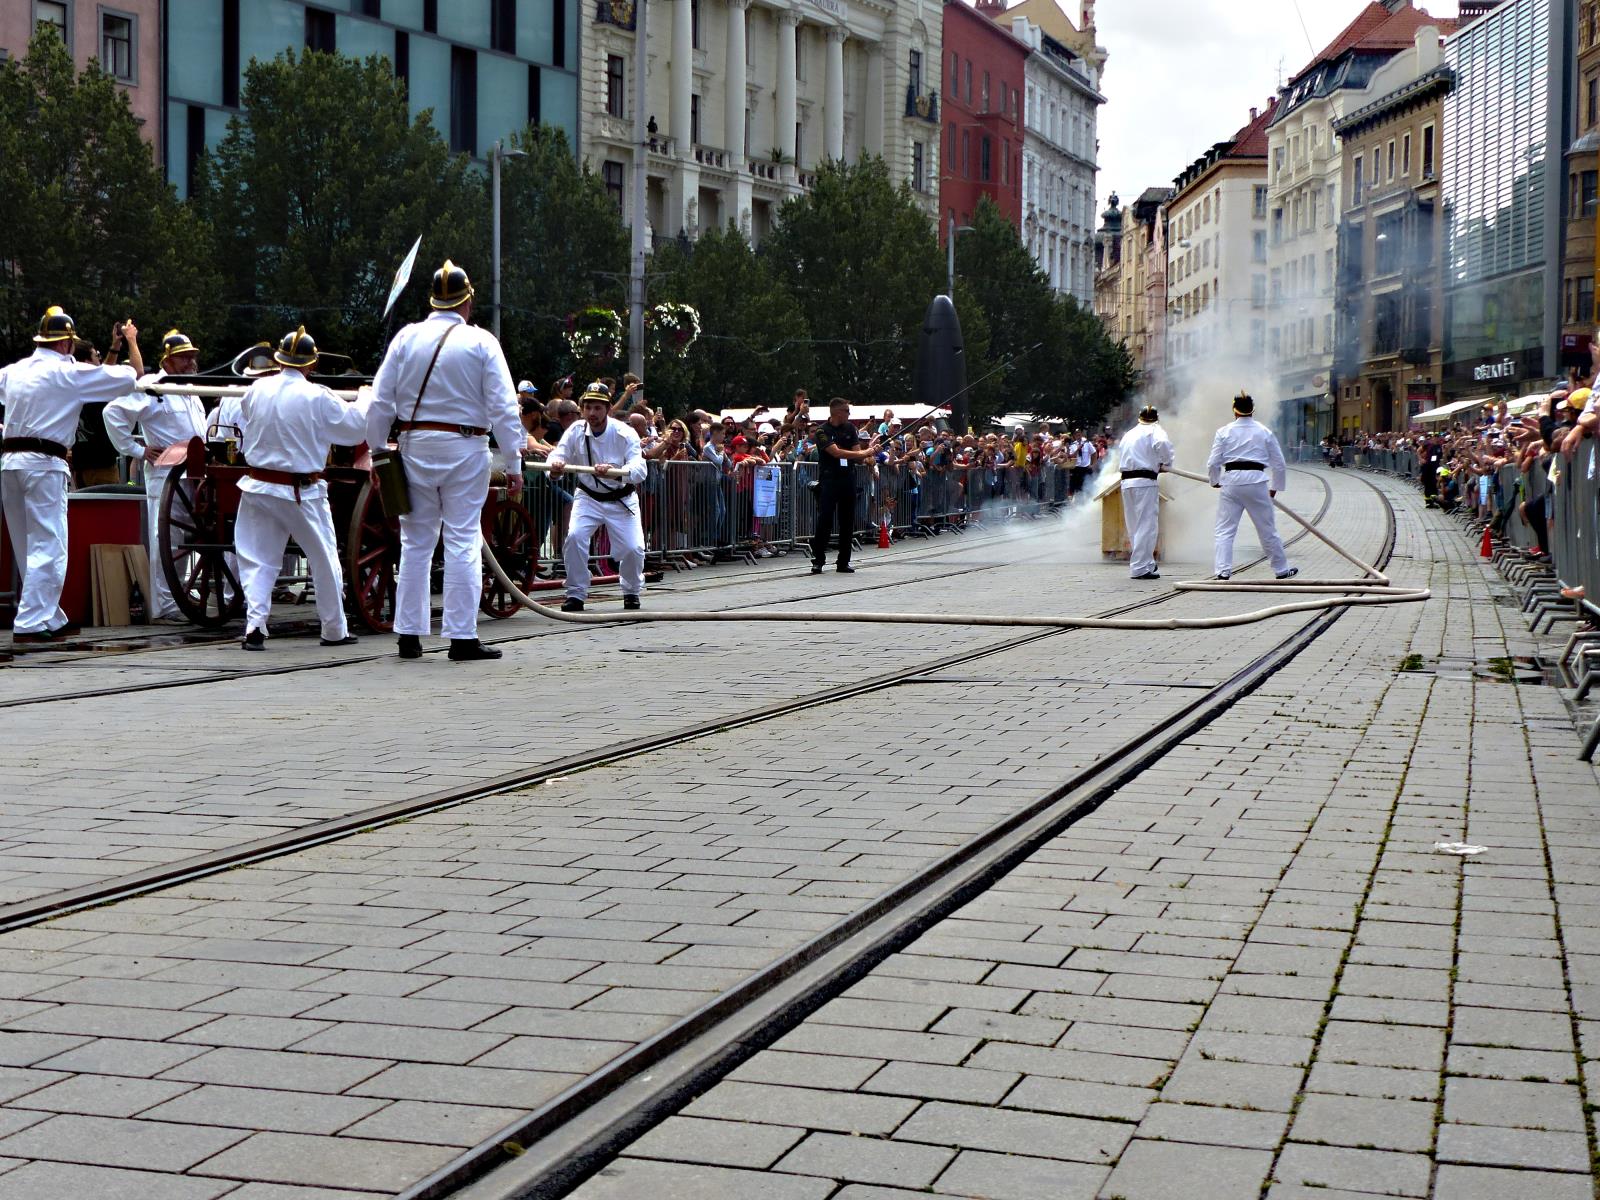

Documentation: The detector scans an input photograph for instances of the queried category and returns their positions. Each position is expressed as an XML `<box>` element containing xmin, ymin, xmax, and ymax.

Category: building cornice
<box><xmin>1331</xmin><ymin>66</ymin><xmax>1455</xmax><ymax>139</ymax></box>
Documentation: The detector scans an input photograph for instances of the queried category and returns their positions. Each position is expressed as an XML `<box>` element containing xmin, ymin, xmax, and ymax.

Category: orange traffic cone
<box><xmin>878</xmin><ymin>519</ymin><xmax>891</xmax><ymax>549</ymax></box>
<box><xmin>1480</xmin><ymin>526</ymin><xmax>1493</xmax><ymax>558</ymax></box>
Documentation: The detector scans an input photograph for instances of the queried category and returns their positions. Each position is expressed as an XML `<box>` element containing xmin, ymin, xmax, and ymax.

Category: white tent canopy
<box><xmin>1410</xmin><ymin>397</ymin><xmax>1490</xmax><ymax>424</ymax></box>
<box><xmin>712</xmin><ymin>403</ymin><xmax>951</xmax><ymax>427</ymax></box>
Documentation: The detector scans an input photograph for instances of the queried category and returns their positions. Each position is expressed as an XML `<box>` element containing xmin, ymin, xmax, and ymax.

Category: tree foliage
<box><xmin>195</xmin><ymin>49</ymin><xmax>485</xmax><ymax>371</ymax></box>
<box><xmin>497</xmin><ymin>124</ymin><xmax>631</xmax><ymax>387</ymax></box>
<box><xmin>0</xmin><ymin>27</ymin><xmax>218</xmax><ymax>358</ymax></box>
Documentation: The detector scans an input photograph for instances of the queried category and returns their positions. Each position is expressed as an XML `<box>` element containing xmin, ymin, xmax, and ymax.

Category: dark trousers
<box><xmin>812</xmin><ymin>475</ymin><xmax>856</xmax><ymax>567</ymax></box>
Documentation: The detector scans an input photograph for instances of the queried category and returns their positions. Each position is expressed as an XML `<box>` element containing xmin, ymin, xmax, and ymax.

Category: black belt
<box><xmin>1</xmin><ymin>437</ymin><xmax>69</xmax><ymax>460</ymax></box>
<box><xmin>397</xmin><ymin>420</ymin><xmax>489</xmax><ymax>436</ymax></box>
<box><xmin>574</xmin><ymin>478</ymin><xmax>635</xmax><ymax>503</ymax></box>
<box><xmin>1120</xmin><ymin>469</ymin><xmax>1157</xmax><ymax>481</ymax></box>
<box><xmin>1224</xmin><ymin>460</ymin><xmax>1266</xmax><ymax>471</ymax></box>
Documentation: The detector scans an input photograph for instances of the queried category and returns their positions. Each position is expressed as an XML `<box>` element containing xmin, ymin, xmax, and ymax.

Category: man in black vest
<box><xmin>810</xmin><ymin>397</ymin><xmax>880</xmax><ymax>575</ymax></box>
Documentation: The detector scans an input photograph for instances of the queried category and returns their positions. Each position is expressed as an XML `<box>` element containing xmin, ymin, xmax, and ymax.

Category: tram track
<box><xmin>0</xmin><ymin>471</ymin><xmax>1333</xmax><ymax>933</ymax></box>
<box><xmin>408</xmin><ymin>469</ymin><xmax>1398</xmax><ymax>1200</ymax></box>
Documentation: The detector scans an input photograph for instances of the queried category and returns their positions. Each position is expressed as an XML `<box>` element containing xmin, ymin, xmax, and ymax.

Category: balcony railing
<box><xmin>904</xmin><ymin>86</ymin><xmax>938</xmax><ymax>123</ymax></box>
<box><xmin>595</xmin><ymin>0</ymin><xmax>635</xmax><ymax>29</ymax></box>
<box><xmin>749</xmin><ymin>158</ymin><xmax>782</xmax><ymax>181</ymax></box>
<box><xmin>694</xmin><ymin>144</ymin><xmax>729</xmax><ymax>169</ymax></box>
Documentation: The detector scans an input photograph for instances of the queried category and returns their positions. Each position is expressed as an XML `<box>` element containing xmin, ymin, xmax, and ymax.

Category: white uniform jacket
<box><xmin>365</xmin><ymin>311</ymin><xmax>523</xmax><ymax>473</ymax></box>
<box><xmin>1206</xmin><ymin>417</ymin><xmax>1287</xmax><ymax>492</ymax></box>
<box><xmin>239</xmin><ymin>372</ymin><xmax>370</xmax><ymax>502</ymax></box>
<box><xmin>103</xmin><ymin>374</ymin><xmax>208</xmax><ymax>461</ymax></box>
<box><xmin>1116</xmin><ymin>424</ymin><xmax>1174</xmax><ymax>488</ymax></box>
<box><xmin>547</xmin><ymin>418</ymin><xmax>648</xmax><ymax>506</ymax></box>
<box><xmin>0</xmin><ymin>349</ymin><xmax>136</xmax><ymax>473</ymax></box>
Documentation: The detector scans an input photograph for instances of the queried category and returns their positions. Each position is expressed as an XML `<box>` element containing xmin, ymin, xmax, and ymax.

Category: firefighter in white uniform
<box><xmin>366</xmin><ymin>260</ymin><xmax>524</xmax><ymax>662</ymax></box>
<box><xmin>235</xmin><ymin>327</ymin><xmax>370</xmax><ymax>651</ymax></box>
<box><xmin>1206</xmin><ymin>392</ymin><xmax>1297</xmax><ymax>581</ymax></box>
<box><xmin>103</xmin><ymin>329</ymin><xmax>209</xmax><ymax>621</ymax></box>
<box><xmin>1116</xmin><ymin>405</ymin><xmax>1173</xmax><ymax>580</ymax></box>
<box><xmin>1</xmin><ymin>307</ymin><xmax>138</xmax><ymax>643</ymax></box>
<box><xmin>547</xmin><ymin>382</ymin><xmax>647</xmax><ymax>612</ymax></box>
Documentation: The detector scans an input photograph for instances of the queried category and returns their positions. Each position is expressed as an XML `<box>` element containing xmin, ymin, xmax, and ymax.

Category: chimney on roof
<box><xmin>1380</xmin><ymin>0</ymin><xmax>1411</xmax><ymax>11</ymax></box>
<box><xmin>975</xmin><ymin>0</ymin><xmax>1006</xmax><ymax>17</ymax></box>
<box><xmin>1414</xmin><ymin>25</ymin><xmax>1440</xmax><ymax>73</ymax></box>
<box><xmin>1081</xmin><ymin>0</ymin><xmax>1096</xmax><ymax>33</ymax></box>
<box><xmin>1250</xmin><ymin>106</ymin><xmax>1258</xmax><ymax>120</ymax></box>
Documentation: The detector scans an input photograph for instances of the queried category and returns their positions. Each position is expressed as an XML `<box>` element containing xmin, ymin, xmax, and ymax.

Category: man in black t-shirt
<box><xmin>810</xmin><ymin>397</ymin><xmax>880</xmax><ymax>574</ymax></box>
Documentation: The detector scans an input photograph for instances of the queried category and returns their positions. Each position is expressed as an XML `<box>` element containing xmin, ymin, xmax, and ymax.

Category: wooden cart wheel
<box><xmin>346</xmin><ymin>479</ymin><xmax>400</xmax><ymax>633</ymax></box>
<box><xmin>480</xmin><ymin>492</ymin><xmax>537</xmax><ymax>619</ymax></box>
<box><xmin>158</xmin><ymin>464</ymin><xmax>243</xmax><ymax>628</ymax></box>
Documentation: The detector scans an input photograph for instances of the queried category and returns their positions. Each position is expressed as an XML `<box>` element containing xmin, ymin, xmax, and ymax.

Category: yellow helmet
<box><xmin>161</xmin><ymin>329</ymin><xmax>198</xmax><ymax>359</ymax></box>
<box><xmin>430</xmin><ymin>259</ymin><xmax>475</xmax><ymax>309</ymax></box>
<box><xmin>33</xmin><ymin>306</ymin><xmax>77</xmax><ymax>344</ymax></box>
<box><xmin>273</xmin><ymin>325</ymin><xmax>319</xmax><ymax>369</ymax></box>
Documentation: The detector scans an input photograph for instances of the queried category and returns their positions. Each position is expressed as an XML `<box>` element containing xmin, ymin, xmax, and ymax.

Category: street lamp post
<box><xmin>628</xmin><ymin>0</ymin><xmax>650</xmax><ymax>379</ymax></box>
<box><xmin>491</xmin><ymin>140</ymin><xmax>527</xmax><ymax>342</ymax></box>
<box><xmin>946</xmin><ymin>214</ymin><xmax>975</xmax><ymax>299</ymax></box>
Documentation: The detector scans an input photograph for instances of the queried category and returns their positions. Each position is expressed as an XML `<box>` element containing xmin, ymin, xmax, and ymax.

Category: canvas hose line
<box><xmin>484</xmin><ymin>463</ymin><xmax>1430</xmax><ymax>628</ymax></box>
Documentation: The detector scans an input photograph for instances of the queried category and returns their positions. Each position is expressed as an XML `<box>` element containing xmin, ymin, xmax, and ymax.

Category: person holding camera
<box><xmin>810</xmin><ymin>397</ymin><xmax>880</xmax><ymax>575</ymax></box>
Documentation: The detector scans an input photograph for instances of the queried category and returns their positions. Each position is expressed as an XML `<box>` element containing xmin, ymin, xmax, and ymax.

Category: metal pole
<box><xmin>628</xmin><ymin>0</ymin><xmax>650</xmax><ymax>379</ymax></box>
<box><xmin>491</xmin><ymin>141</ymin><xmax>503</xmax><ymax>341</ymax></box>
<box><xmin>946</xmin><ymin>212</ymin><xmax>955</xmax><ymax>299</ymax></box>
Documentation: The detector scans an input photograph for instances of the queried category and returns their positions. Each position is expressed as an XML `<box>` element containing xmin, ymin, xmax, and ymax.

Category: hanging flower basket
<box><xmin>565</xmin><ymin>306</ymin><xmax>624</xmax><ymax>363</ymax></box>
<box><xmin>648</xmin><ymin>302</ymin><xmax>700</xmax><ymax>357</ymax></box>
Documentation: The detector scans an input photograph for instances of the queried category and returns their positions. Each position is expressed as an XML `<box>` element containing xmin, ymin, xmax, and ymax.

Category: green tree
<box><xmin>764</xmin><ymin>158</ymin><xmax>979</xmax><ymax>404</ymax></box>
<box><xmin>0</xmin><ymin>27</ymin><xmax>219</xmax><ymax>358</ymax></box>
<box><xmin>496</xmin><ymin>124</ymin><xmax>631</xmax><ymax>387</ymax></box>
<box><xmin>645</xmin><ymin>224</ymin><xmax>815</xmax><ymax>415</ymax></box>
<box><xmin>954</xmin><ymin>196</ymin><xmax>1134</xmax><ymax>427</ymax></box>
<box><xmin>196</xmin><ymin>49</ymin><xmax>486</xmax><ymax>371</ymax></box>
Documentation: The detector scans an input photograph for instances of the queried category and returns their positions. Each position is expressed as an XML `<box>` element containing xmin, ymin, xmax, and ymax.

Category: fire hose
<box><xmin>480</xmin><ymin>464</ymin><xmax>1429</xmax><ymax>629</ymax></box>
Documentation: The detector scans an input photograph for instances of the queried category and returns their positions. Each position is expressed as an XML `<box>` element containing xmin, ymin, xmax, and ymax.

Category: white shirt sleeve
<box><xmin>1157</xmin><ymin>432</ymin><xmax>1174</xmax><ymax>471</ymax></box>
<box><xmin>72</xmin><ymin>362</ymin><xmax>139</xmax><ymax>404</ymax></box>
<box><xmin>321</xmin><ymin>388</ymin><xmax>372</xmax><ymax>447</ymax></box>
<box><xmin>366</xmin><ymin>328</ymin><xmax>404</xmax><ymax>449</ymax></box>
<box><xmin>1267</xmin><ymin>432</ymin><xmax>1287</xmax><ymax>492</ymax></box>
<box><xmin>1206</xmin><ymin>429</ymin><xmax>1226</xmax><ymax>485</ymax></box>
<box><xmin>102</xmin><ymin>391</ymin><xmax>154</xmax><ymax>459</ymax></box>
<box><xmin>547</xmin><ymin>421</ymin><xmax>580</xmax><ymax>468</ymax></box>
<box><xmin>619</xmin><ymin>424</ymin><xmax>647</xmax><ymax>485</ymax></box>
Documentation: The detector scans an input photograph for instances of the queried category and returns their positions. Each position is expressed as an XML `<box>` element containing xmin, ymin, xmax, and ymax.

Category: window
<box><xmin>602</xmin><ymin>160</ymin><xmax>624</xmax><ymax>211</ymax></box>
<box><xmin>528</xmin><ymin>62</ymin><xmax>540</xmax><ymax>123</ymax></box>
<box><xmin>690</xmin><ymin>93</ymin><xmax>700</xmax><ymax>146</ymax></box>
<box><xmin>100</xmin><ymin>11</ymin><xmax>134</xmax><ymax>82</ymax></box>
<box><xmin>1372</xmin><ymin>292</ymin><xmax>1401</xmax><ymax>354</ymax></box>
<box><xmin>35</xmin><ymin>1</ymin><xmax>68</xmax><ymax>49</ymax></box>
<box><xmin>795</xmin><ymin>120</ymin><xmax>802</xmax><ymax>165</ymax></box>
<box><xmin>491</xmin><ymin>0</ymin><xmax>515</xmax><ymax>54</ymax></box>
<box><xmin>1386</xmin><ymin>139</ymin><xmax>1395</xmax><ymax>181</ymax></box>
<box><xmin>1252</xmin><ymin>230</ymin><xmax>1267</xmax><ymax>262</ymax></box>
<box><xmin>1253</xmin><ymin>185</ymin><xmax>1268</xmax><ymax>218</ymax></box>
<box><xmin>1325</xmin><ymin>184</ymin><xmax>1335</xmax><ymax>225</ymax></box>
<box><xmin>450</xmin><ymin>45</ymin><xmax>476</xmax><ymax>154</ymax></box>
<box><xmin>606</xmin><ymin>54</ymin><xmax>625</xmax><ymax>117</ymax></box>
<box><xmin>358</xmin><ymin>0</ymin><xmax>380</xmax><ymax>14</ymax></box>
<box><xmin>1270</xmin><ymin>268</ymin><xmax>1282</xmax><ymax>303</ymax></box>
<box><xmin>909</xmin><ymin>49</ymin><xmax>921</xmax><ymax>98</ymax></box>
<box><xmin>1421</xmin><ymin>124</ymin><xmax>1434</xmax><ymax>177</ymax></box>
<box><xmin>394</xmin><ymin>29</ymin><xmax>409</xmax><ymax>88</ymax></box>
<box><xmin>949</xmin><ymin>52</ymin><xmax>958</xmax><ymax>98</ymax></box>
<box><xmin>1583</xmin><ymin>276</ymin><xmax>1596</xmax><ymax>323</ymax></box>
<box><xmin>1352</xmin><ymin>157</ymin><xmax>1364</xmax><ymax>204</ymax></box>
<box><xmin>962</xmin><ymin>129</ymin><xmax>969</xmax><ymax>177</ymax></box>
<box><xmin>1589</xmin><ymin>77</ymin><xmax>1598</xmax><ymax>128</ymax></box>
<box><xmin>965</xmin><ymin>61</ymin><xmax>972</xmax><ymax>105</ymax></box>
<box><xmin>423</xmin><ymin>0</ymin><xmax>437</xmax><ymax>32</ymax></box>
<box><xmin>982</xmin><ymin>70</ymin><xmax>990</xmax><ymax>112</ymax></box>
<box><xmin>795</xmin><ymin>30</ymin><xmax>804</xmax><ymax>80</ymax></box>
<box><xmin>1202</xmin><ymin>196</ymin><xmax>1210</xmax><ymax>223</ymax></box>
<box><xmin>913</xmin><ymin>141</ymin><xmax>925</xmax><ymax>192</ymax></box>
<box><xmin>1325</xmin><ymin>248</ymin><xmax>1334</xmax><ymax>290</ymax></box>
<box><xmin>305</xmin><ymin>7</ymin><xmax>335</xmax><ymax>53</ymax></box>
<box><xmin>185</xmin><ymin>104</ymin><xmax>205</xmax><ymax>197</ymax></box>
<box><xmin>1369</xmin><ymin>149</ymin><xmax>1379</xmax><ymax>192</ymax></box>
<box><xmin>1250</xmin><ymin>319</ymin><xmax>1265</xmax><ymax>355</ymax></box>
<box><xmin>980</xmin><ymin>136</ymin><xmax>991</xmax><ymax>182</ymax></box>
<box><xmin>1002</xmin><ymin>138</ymin><xmax>1009</xmax><ymax>185</ymax></box>
<box><xmin>223</xmin><ymin>0</ymin><xmax>239</xmax><ymax>105</ymax></box>
<box><xmin>552</xmin><ymin>0</ymin><xmax>565</xmax><ymax>68</ymax></box>
<box><xmin>1271</xmin><ymin>207</ymin><xmax>1283</xmax><ymax>245</ymax></box>
<box><xmin>690</xmin><ymin>0</ymin><xmax>700</xmax><ymax>48</ymax></box>
<box><xmin>1585</xmin><ymin>170</ymin><xmax>1599</xmax><ymax>216</ymax></box>
<box><xmin>1251</xmin><ymin>274</ymin><xmax>1266</xmax><ymax>307</ymax></box>
<box><xmin>1402</xmin><ymin>131</ymin><xmax>1411</xmax><ymax>177</ymax></box>
<box><xmin>948</xmin><ymin>121</ymin><xmax>956</xmax><ymax>164</ymax></box>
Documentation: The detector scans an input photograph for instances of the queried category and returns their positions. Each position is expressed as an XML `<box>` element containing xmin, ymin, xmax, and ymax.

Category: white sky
<box><xmin>1089</xmin><ymin>0</ymin><xmax>1462</xmax><ymax>214</ymax></box>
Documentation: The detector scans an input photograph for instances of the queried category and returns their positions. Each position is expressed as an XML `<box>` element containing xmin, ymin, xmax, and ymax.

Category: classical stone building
<box><xmin>1330</xmin><ymin>26</ymin><xmax>1451</xmax><ymax>434</ymax></box>
<box><xmin>1165</xmin><ymin>100</ymin><xmax>1275</xmax><ymax>396</ymax></box>
<box><xmin>1265</xmin><ymin>0</ymin><xmax>1453</xmax><ymax>444</ymax></box>
<box><xmin>580</xmin><ymin>0</ymin><xmax>943</xmax><ymax>243</ymax></box>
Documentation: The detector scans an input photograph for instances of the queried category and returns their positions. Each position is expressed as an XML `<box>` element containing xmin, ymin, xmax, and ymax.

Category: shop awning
<box><xmin>1410</xmin><ymin>397</ymin><xmax>1491</xmax><ymax>424</ymax></box>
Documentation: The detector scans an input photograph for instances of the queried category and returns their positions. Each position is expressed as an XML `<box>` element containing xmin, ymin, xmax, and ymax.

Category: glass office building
<box><xmin>165</xmin><ymin>0</ymin><xmax>577</xmax><ymax>197</ymax></box>
<box><xmin>1441</xmin><ymin>0</ymin><xmax>1566</xmax><ymax>397</ymax></box>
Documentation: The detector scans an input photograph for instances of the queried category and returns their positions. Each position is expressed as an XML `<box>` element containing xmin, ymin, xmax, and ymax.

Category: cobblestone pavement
<box><xmin>0</xmin><ymin>476</ymin><xmax>1311</xmax><ymax>906</ymax></box>
<box><xmin>0</xmin><ymin>469</ymin><xmax>1512</xmax><ymax>1199</ymax></box>
<box><xmin>569</xmin><ymin>473</ymin><xmax>1600</xmax><ymax>1200</ymax></box>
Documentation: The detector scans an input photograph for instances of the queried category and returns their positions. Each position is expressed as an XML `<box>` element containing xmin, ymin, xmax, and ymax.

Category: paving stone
<box><xmin>571</xmin><ymin>1156</ymin><xmax>835</xmax><ymax>1199</ymax></box>
<box><xmin>1136</xmin><ymin>1103</ymin><xmax>1289</xmax><ymax>1150</ymax></box>
<box><xmin>1289</xmin><ymin>1094</ymin><xmax>1435</xmax><ymax>1153</ymax></box>
<box><xmin>1099</xmin><ymin>1139</ymin><xmax>1273</xmax><ymax>1200</ymax></box>
<box><xmin>1434</xmin><ymin>1124</ymin><xmax>1592</xmax><ymax>1172</ymax></box>
<box><xmin>1271</xmin><ymin>1144</ymin><xmax>1432</xmax><ymax>1197</ymax></box>
<box><xmin>862</xmin><ymin>1062</ymin><xmax>1018</xmax><ymax>1105</ymax></box>
<box><xmin>1001</xmin><ymin>1075</ymin><xmax>1153</xmax><ymax>1122</ymax></box>
<box><xmin>0</xmin><ymin>1161</ymin><xmax>235</xmax><ymax>1200</ymax></box>
<box><xmin>893</xmin><ymin>1101</ymin><xmax>1132</xmax><ymax>1164</ymax></box>
<box><xmin>1442</xmin><ymin>1078</ymin><xmax>1585</xmax><ymax>1132</ymax></box>
<box><xmin>0</xmin><ymin>1112</ymin><xmax>248</xmax><ymax>1171</ymax></box>
<box><xmin>141</xmin><ymin>1083</ymin><xmax>389</xmax><ymax>1135</ymax></box>
<box><xmin>1431</xmin><ymin>1164</ymin><xmax>1594</xmax><ymax>1200</ymax></box>
<box><xmin>1158</xmin><ymin>1059</ymin><xmax>1303</xmax><ymax>1111</ymax></box>
<box><xmin>932</xmin><ymin>1149</ymin><xmax>1108</xmax><ymax>1200</ymax></box>
<box><xmin>775</xmin><ymin>1132</ymin><xmax>955</xmax><ymax>1188</ymax></box>
<box><xmin>191</xmin><ymin>1130</ymin><xmax>454</xmax><ymax>1190</ymax></box>
<box><xmin>9</xmin><ymin>1074</ymin><xmax>194</xmax><ymax>1117</ymax></box>
<box><xmin>685</xmin><ymin>1082</ymin><xmax>917</xmax><ymax>1135</ymax></box>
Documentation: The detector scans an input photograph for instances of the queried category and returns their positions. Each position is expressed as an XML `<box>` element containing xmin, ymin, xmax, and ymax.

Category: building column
<box><xmin>725</xmin><ymin>0</ymin><xmax>749</xmax><ymax>158</ymax></box>
<box><xmin>824</xmin><ymin>25</ymin><xmax>846</xmax><ymax>162</ymax></box>
<box><xmin>863</xmin><ymin>42</ymin><xmax>884</xmax><ymax>159</ymax></box>
<box><xmin>671</xmin><ymin>0</ymin><xmax>694</xmax><ymax>152</ymax></box>
<box><xmin>776</xmin><ymin>10</ymin><xmax>799</xmax><ymax>177</ymax></box>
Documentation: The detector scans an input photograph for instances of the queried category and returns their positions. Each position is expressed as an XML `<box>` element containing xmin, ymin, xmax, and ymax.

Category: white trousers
<box><xmin>143</xmin><ymin>468</ymin><xmax>179</xmax><ymax>617</ymax></box>
<box><xmin>396</xmin><ymin>434</ymin><xmax>489</xmax><ymax>640</ymax></box>
<box><xmin>1</xmin><ymin>468</ymin><xmax>71</xmax><ymax>635</ymax></box>
<box><xmin>1215</xmin><ymin>482</ymin><xmax>1290</xmax><ymax>576</ymax></box>
<box><xmin>235</xmin><ymin>492</ymin><xmax>348</xmax><ymax>641</ymax></box>
<box><xmin>1122</xmin><ymin>483</ymin><xmax>1160</xmax><ymax>577</ymax></box>
<box><xmin>563</xmin><ymin>490</ymin><xmax>645</xmax><ymax>600</ymax></box>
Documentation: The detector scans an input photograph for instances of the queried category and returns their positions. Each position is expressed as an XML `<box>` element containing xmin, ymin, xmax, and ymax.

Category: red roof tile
<box><xmin>1226</xmin><ymin>98</ymin><xmax>1278</xmax><ymax>159</ymax></box>
<box><xmin>1290</xmin><ymin>2</ymin><xmax>1457</xmax><ymax>85</ymax></box>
